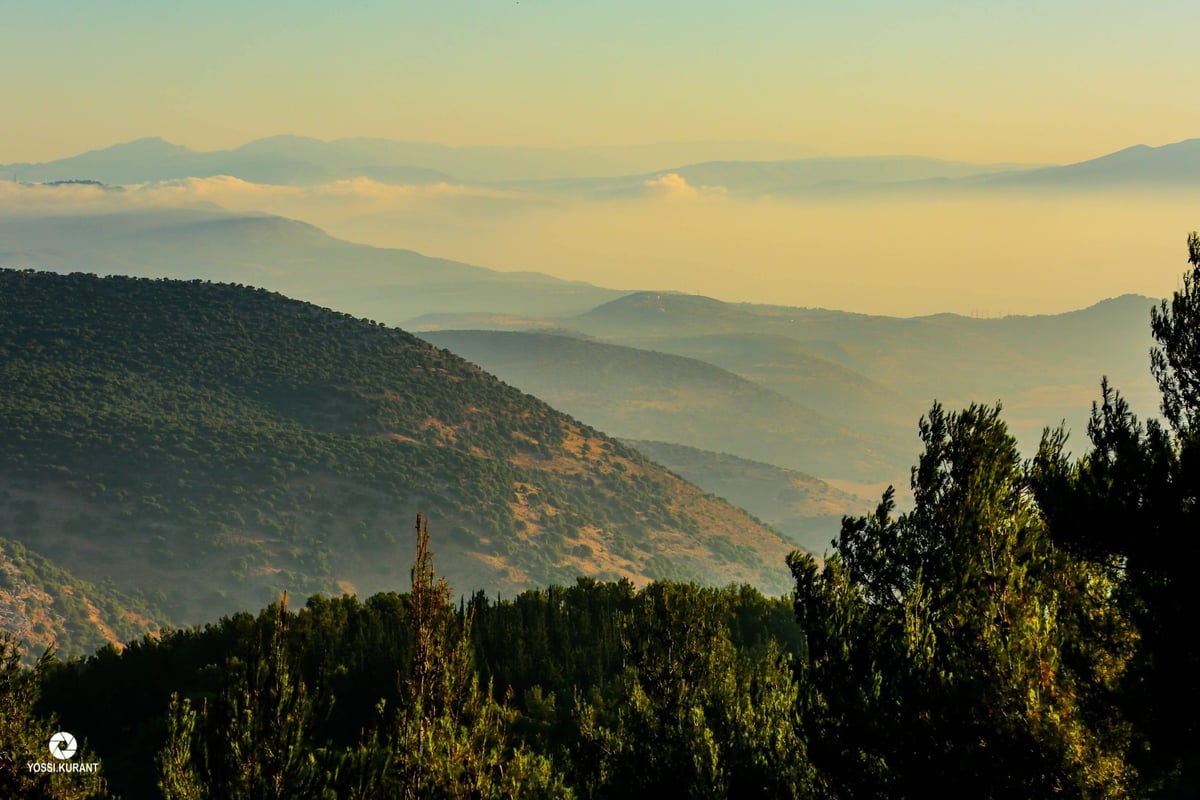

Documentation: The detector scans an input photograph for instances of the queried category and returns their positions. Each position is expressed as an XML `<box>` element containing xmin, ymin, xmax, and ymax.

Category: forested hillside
<box><xmin>0</xmin><ymin>270</ymin><xmax>795</xmax><ymax>638</ymax></box>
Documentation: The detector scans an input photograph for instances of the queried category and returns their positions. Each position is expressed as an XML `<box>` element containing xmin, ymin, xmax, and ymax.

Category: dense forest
<box><xmin>2</xmin><ymin>235</ymin><xmax>1198</xmax><ymax>798</ymax></box>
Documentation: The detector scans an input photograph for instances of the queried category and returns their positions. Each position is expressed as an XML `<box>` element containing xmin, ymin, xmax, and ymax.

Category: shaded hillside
<box><xmin>621</xmin><ymin>440</ymin><xmax>872</xmax><ymax>555</ymax></box>
<box><xmin>566</xmin><ymin>291</ymin><xmax>1161</xmax><ymax>452</ymax></box>
<box><xmin>420</xmin><ymin>329</ymin><xmax>911</xmax><ymax>481</ymax></box>
<box><xmin>612</xmin><ymin>332</ymin><xmax>922</xmax><ymax>438</ymax></box>
<box><xmin>0</xmin><ymin>537</ymin><xmax>164</xmax><ymax>662</ymax></box>
<box><xmin>0</xmin><ymin>270</ymin><xmax>797</xmax><ymax>634</ymax></box>
<box><xmin>413</xmin><ymin>290</ymin><xmax>1161</xmax><ymax>467</ymax></box>
<box><xmin>0</xmin><ymin>209</ymin><xmax>624</xmax><ymax>322</ymax></box>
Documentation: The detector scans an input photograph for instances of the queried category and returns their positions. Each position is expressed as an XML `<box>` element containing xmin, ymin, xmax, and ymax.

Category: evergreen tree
<box><xmin>1150</xmin><ymin>232</ymin><xmax>1200</xmax><ymax>434</ymax></box>
<box><xmin>1034</xmin><ymin>233</ymin><xmax>1200</xmax><ymax>796</ymax></box>
<box><xmin>156</xmin><ymin>593</ymin><xmax>332</xmax><ymax>799</ymax></box>
<box><xmin>155</xmin><ymin>693</ymin><xmax>203</xmax><ymax>800</ymax></box>
<box><xmin>0</xmin><ymin>634</ymin><xmax>108</xmax><ymax>799</ymax></box>
<box><xmin>793</xmin><ymin>403</ymin><xmax>1132</xmax><ymax>798</ymax></box>
<box><xmin>575</xmin><ymin>581</ymin><xmax>816</xmax><ymax>799</ymax></box>
<box><xmin>345</xmin><ymin>514</ymin><xmax>571</xmax><ymax>799</ymax></box>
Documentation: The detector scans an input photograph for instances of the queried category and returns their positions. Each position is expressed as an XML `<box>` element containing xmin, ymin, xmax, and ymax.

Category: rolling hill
<box><xmin>418</xmin><ymin>329</ymin><xmax>912</xmax><ymax>481</ymax></box>
<box><xmin>607</xmin><ymin>332</ymin><xmax>922</xmax><ymax>438</ymax></box>
<box><xmin>566</xmin><ymin>291</ymin><xmax>1162</xmax><ymax>452</ymax></box>
<box><xmin>0</xmin><ymin>270</ymin><xmax>799</xmax><ymax>648</ymax></box>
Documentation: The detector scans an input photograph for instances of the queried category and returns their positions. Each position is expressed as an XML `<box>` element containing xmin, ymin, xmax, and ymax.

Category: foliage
<box><xmin>791</xmin><ymin>402</ymin><xmax>1134</xmax><ymax>798</ymax></box>
<box><xmin>41</xmin><ymin>568</ymin><xmax>805</xmax><ymax>798</ymax></box>
<box><xmin>146</xmin><ymin>516</ymin><xmax>568</xmax><ymax>799</ymax></box>
<box><xmin>573</xmin><ymin>581</ymin><xmax>817</xmax><ymax>798</ymax></box>
<box><xmin>1150</xmin><ymin>232</ymin><xmax>1200</xmax><ymax>433</ymax></box>
<box><xmin>0</xmin><ymin>633</ymin><xmax>107</xmax><ymax>799</ymax></box>
<box><xmin>1032</xmin><ymin>234</ymin><xmax>1200</xmax><ymax>797</ymax></box>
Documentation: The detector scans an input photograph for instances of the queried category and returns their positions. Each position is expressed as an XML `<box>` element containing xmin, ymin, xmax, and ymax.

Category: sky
<box><xmin>3</xmin><ymin>1</ymin><xmax>1198</xmax><ymax>163</ymax></box>
<box><xmin>2</xmin><ymin>1</ymin><xmax>1199</xmax><ymax>316</ymax></box>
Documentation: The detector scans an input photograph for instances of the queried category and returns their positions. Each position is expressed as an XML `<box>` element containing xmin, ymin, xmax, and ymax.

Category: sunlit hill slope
<box><xmin>0</xmin><ymin>270</ymin><xmax>798</xmax><ymax>645</ymax></box>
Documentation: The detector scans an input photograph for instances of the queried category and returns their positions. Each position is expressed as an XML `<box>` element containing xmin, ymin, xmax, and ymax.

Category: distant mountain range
<box><xmin>973</xmin><ymin>139</ymin><xmax>1200</xmax><ymax>189</ymax></box>
<box><xmin>2</xmin><ymin>134</ymin><xmax>1186</xmax><ymax>663</ymax></box>
<box><xmin>1</xmin><ymin>136</ymin><xmax>455</xmax><ymax>186</ymax></box>
<box><xmin>0</xmin><ymin>136</ymin><xmax>814</xmax><ymax>185</ymax></box>
<box><xmin>416</xmin><ymin>290</ymin><xmax>1163</xmax><ymax>484</ymax></box>
<box><xmin>0</xmin><ymin>208</ymin><xmax>625</xmax><ymax>321</ymax></box>
<box><xmin>497</xmin><ymin>140</ymin><xmax>1200</xmax><ymax>197</ymax></box>
<box><xmin>4</xmin><ymin>134</ymin><xmax>1198</xmax><ymax>193</ymax></box>
<box><xmin>495</xmin><ymin>156</ymin><xmax>1038</xmax><ymax>198</ymax></box>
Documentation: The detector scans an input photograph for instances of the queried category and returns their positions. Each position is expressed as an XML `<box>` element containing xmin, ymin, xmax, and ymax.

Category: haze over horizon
<box><xmin>5</xmin><ymin>2</ymin><xmax>1198</xmax><ymax>316</ymax></box>
<box><xmin>4</xmin><ymin>142</ymin><xmax>1196</xmax><ymax>317</ymax></box>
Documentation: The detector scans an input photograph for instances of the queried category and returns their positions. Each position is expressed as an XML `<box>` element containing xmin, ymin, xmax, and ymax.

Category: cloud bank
<box><xmin>3</xmin><ymin>176</ymin><xmax>1197</xmax><ymax>317</ymax></box>
<box><xmin>641</xmin><ymin>173</ymin><xmax>727</xmax><ymax>199</ymax></box>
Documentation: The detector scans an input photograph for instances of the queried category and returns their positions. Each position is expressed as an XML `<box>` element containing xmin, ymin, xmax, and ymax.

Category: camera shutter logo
<box><xmin>48</xmin><ymin>732</ymin><xmax>77</xmax><ymax>761</ymax></box>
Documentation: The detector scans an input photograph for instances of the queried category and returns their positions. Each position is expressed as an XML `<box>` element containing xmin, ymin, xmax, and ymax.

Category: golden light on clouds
<box><xmin>7</xmin><ymin>176</ymin><xmax>1190</xmax><ymax>317</ymax></box>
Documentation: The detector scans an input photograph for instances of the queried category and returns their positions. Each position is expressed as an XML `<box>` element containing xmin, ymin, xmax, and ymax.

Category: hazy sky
<box><xmin>4</xmin><ymin>1</ymin><xmax>1198</xmax><ymax>164</ymax></box>
<box><xmin>3</xmin><ymin>2</ymin><xmax>1198</xmax><ymax>316</ymax></box>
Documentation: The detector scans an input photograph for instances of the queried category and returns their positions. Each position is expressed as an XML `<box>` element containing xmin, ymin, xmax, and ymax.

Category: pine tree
<box><xmin>156</xmin><ymin>593</ymin><xmax>331</xmax><ymax>799</ymax></box>
<box><xmin>793</xmin><ymin>403</ymin><xmax>1133</xmax><ymax>797</ymax></box>
<box><xmin>0</xmin><ymin>634</ymin><xmax>108</xmax><ymax>799</ymax></box>
<box><xmin>357</xmin><ymin>514</ymin><xmax>571</xmax><ymax>799</ymax></box>
<box><xmin>1032</xmin><ymin>233</ymin><xmax>1200</xmax><ymax>795</ymax></box>
<box><xmin>156</xmin><ymin>693</ymin><xmax>203</xmax><ymax>800</ymax></box>
<box><xmin>575</xmin><ymin>582</ymin><xmax>817</xmax><ymax>799</ymax></box>
<box><xmin>1150</xmin><ymin>232</ymin><xmax>1200</xmax><ymax>434</ymax></box>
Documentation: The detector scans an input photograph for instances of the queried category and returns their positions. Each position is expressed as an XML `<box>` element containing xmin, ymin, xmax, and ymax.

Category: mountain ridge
<box><xmin>8</xmin><ymin>135</ymin><xmax>1197</xmax><ymax>196</ymax></box>
<box><xmin>0</xmin><ymin>208</ymin><xmax>626</xmax><ymax>321</ymax></box>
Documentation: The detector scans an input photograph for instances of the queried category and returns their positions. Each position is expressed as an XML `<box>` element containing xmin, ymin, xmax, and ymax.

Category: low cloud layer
<box><xmin>641</xmin><ymin>173</ymin><xmax>727</xmax><ymax>199</ymax></box>
<box><xmin>3</xmin><ymin>176</ymin><xmax>1197</xmax><ymax>316</ymax></box>
<box><xmin>0</xmin><ymin>176</ymin><xmax>523</xmax><ymax>213</ymax></box>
